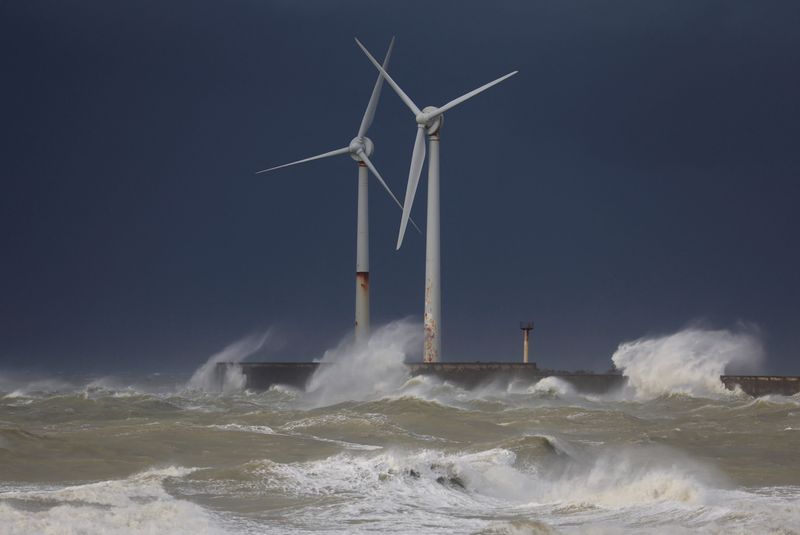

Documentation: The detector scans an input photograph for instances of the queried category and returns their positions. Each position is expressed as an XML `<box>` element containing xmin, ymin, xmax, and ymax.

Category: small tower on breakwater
<box><xmin>520</xmin><ymin>322</ymin><xmax>534</xmax><ymax>363</ymax></box>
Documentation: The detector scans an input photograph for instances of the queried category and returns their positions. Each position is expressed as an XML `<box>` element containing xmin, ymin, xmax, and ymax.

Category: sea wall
<box><xmin>721</xmin><ymin>375</ymin><xmax>800</xmax><ymax>397</ymax></box>
<box><xmin>217</xmin><ymin>362</ymin><xmax>625</xmax><ymax>393</ymax></box>
<box><xmin>407</xmin><ymin>362</ymin><xmax>624</xmax><ymax>393</ymax></box>
<box><xmin>216</xmin><ymin>363</ymin><xmax>800</xmax><ymax>397</ymax></box>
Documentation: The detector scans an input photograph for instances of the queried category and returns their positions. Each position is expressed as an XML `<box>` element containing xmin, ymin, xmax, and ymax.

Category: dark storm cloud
<box><xmin>1</xmin><ymin>1</ymin><xmax>798</xmax><ymax>372</ymax></box>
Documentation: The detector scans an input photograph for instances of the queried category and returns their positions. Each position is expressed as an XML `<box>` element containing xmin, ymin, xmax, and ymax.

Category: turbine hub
<box><xmin>348</xmin><ymin>136</ymin><xmax>374</xmax><ymax>161</ymax></box>
<box><xmin>417</xmin><ymin>106</ymin><xmax>443</xmax><ymax>135</ymax></box>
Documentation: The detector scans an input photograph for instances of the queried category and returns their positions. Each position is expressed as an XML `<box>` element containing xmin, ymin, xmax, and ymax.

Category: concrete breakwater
<box><xmin>216</xmin><ymin>362</ymin><xmax>800</xmax><ymax>397</ymax></box>
<box><xmin>217</xmin><ymin>362</ymin><xmax>624</xmax><ymax>393</ymax></box>
<box><xmin>720</xmin><ymin>375</ymin><xmax>800</xmax><ymax>397</ymax></box>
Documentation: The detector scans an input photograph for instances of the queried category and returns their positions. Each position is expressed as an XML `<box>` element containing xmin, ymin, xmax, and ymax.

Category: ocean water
<box><xmin>1</xmin><ymin>323</ymin><xmax>799</xmax><ymax>534</ymax></box>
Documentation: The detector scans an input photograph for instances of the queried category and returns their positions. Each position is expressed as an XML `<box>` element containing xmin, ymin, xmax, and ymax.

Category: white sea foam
<box><xmin>375</xmin><ymin>373</ymin><xmax>583</xmax><ymax>409</ymax></box>
<box><xmin>611</xmin><ymin>327</ymin><xmax>764</xmax><ymax>399</ymax></box>
<box><xmin>208</xmin><ymin>421</ymin><xmax>382</xmax><ymax>451</ymax></box>
<box><xmin>211</xmin><ymin>423</ymin><xmax>276</xmax><ymax>435</ymax></box>
<box><xmin>0</xmin><ymin>467</ymin><xmax>228</xmax><ymax>535</ymax></box>
<box><xmin>253</xmin><ymin>446</ymin><xmax>711</xmax><ymax>506</ymax></box>
<box><xmin>247</xmin><ymin>445</ymin><xmax>800</xmax><ymax>533</ymax></box>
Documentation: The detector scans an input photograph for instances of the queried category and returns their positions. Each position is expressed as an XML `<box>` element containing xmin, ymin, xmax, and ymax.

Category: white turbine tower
<box><xmin>256</xmin><ymin>38</ymin><xmax>418</xmax><ymax>344</ymax></box>
<box><xmin>356</xmin><ymin>38</ymin><xmax>517</xmax><ymax>362</ymax></box>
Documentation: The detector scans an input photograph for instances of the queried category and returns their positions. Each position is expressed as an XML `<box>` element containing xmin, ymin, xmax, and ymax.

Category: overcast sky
<box><xmin>2</xmin><ymin>0</ymin><xmax>799</xmax><ymax>373</ymax></box>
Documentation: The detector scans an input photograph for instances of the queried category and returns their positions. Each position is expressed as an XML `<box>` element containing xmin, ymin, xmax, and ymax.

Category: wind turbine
<box><xmin>356</xmin><ymin>38</ymin><xmax>517</xmax><ymax>363</ymax></box>
<box><xmin>256</xmin><ymin>38</ymin><xmax>418</xmax><ymax>344</ymax></box>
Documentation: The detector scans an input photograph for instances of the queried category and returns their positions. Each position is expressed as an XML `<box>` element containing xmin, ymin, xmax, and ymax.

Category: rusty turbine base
<box><xmin>354</xmin><ymin>161</ymin><xmax>370</xmax><ymax>343</ymax></box>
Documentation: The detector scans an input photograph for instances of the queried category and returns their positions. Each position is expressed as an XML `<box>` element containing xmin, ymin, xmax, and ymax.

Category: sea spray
<box><xmin>612</xmin><ymin>327</ymin><xmax>763</xmax><ymax>399</ymax></box>
<box><xmin>187</xmin><ymin>329</ymin><xmax>273</xmax><ymax>392</ymax></box>
<box><xmin>305</xmin><ymin>319</ymin><xmax>423</xmax><ymax>407</ymax></box>
<box><xmin>0</xmin><ymin>372</ymin><xmax>74</xmax><ymax>398</ymax></box>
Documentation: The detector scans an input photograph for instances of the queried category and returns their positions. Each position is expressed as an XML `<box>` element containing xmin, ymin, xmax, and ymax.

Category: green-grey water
<box><xmin>1</xmin><ymin>324</ymin><xmax>799</xmax><ymax>534</ymax></box>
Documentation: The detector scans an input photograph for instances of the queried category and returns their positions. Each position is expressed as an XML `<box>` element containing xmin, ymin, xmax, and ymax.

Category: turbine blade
<box><xmin>357</xmin><ymin>37</ymin><xmax>394</xmax><ymax>138</ymax></box>
<box><xmin>432</xmin><ymin>71</ymin><xmax>518</xmax><ymax>117</ymax></box>
<box><xmin>397</xmin><ymin>125</ymin><xmax>427</xmax><ymax>249</ymax></box>
<box><xmin>355</xmin><ymin>37</ymin><xmax>421</xmax><ymax>117</ymax></box>
<box><xmin>255</xmin><ymin>146</ymin><xmax>351</xmax><ymax>174</ymax></box>
<box><xmin>358</xmin><ymin>150</ymin><xmax>421</xmax><ymax>235</ymax></box>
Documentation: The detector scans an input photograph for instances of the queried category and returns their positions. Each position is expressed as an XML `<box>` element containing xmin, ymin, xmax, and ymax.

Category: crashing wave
<box><xmin>612</xmin><ymin>327</ymin><xmax>763</xmax><ymax>399</ymax></box>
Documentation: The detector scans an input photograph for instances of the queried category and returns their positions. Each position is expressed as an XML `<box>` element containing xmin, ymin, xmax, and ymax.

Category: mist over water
<box><xmin>1</xmin><ymin>323</ymin><xmax>798</xmax><ymax>534</ymax></box>
<box><xmin>305</xmin><ymin>319</ymin><xmax>421</xmax><ymax>406</ymax></box>
<box><xmin>188</xmin><ymin>329</ymin><xmax>273</xmax><ymax>392</ymax></box>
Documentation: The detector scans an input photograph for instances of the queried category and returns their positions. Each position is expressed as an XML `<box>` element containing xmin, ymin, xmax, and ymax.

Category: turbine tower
<box><xmin>356</xmin><ymin>38</ymin><xmax>517</xmax><ymax>362</ymax></box>
<box><xmin>256</xmin><ymin>38</ymin><xmax>418</xmax><ymax>345</ymax></box>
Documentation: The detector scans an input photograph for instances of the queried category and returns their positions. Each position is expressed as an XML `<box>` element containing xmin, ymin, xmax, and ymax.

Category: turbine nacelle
<box><xmin>416</xmin><ymin>106</ymin><xmax>443</xmax><ymax>134</ymax></box>
<box><xmin>348</xmin><ymin>136</ymin><xmax>375</xmax><ymax>161</ymax></box>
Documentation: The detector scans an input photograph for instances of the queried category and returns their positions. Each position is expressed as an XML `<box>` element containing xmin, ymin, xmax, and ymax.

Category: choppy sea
<box><xmin>1</xmin><ymin>322</ymin><xmax>798</xmax><ymax>534</ymax></box>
